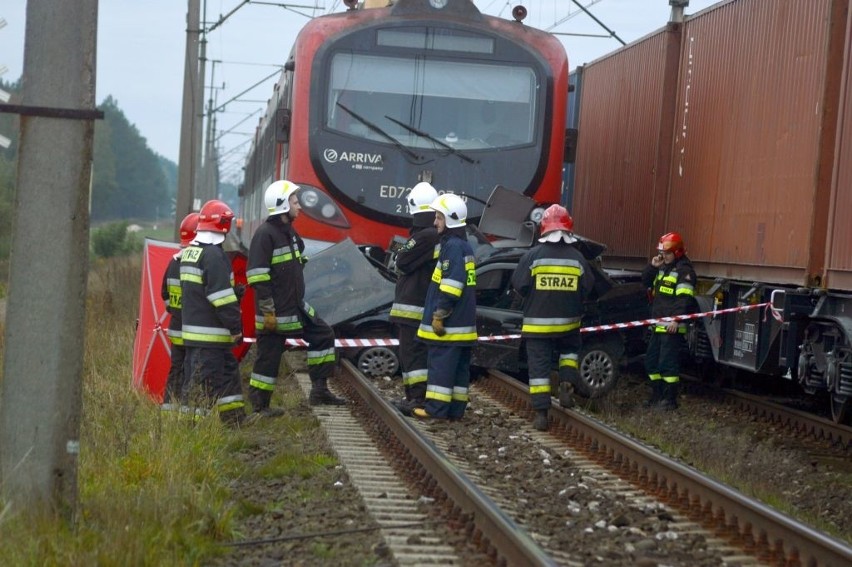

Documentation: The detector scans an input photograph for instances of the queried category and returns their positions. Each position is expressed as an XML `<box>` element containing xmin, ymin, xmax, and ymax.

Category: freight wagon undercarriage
<box><xmin>693</xmin><ymin>280</ymin><xmax>852</xmax><ymax>424</ymax></box>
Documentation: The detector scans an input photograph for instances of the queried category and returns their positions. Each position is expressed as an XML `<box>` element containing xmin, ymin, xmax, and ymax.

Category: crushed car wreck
<box><xmin>303</xmin><ymin>187</ymin><xmax>650</xmax><ymax>399</ymax></box>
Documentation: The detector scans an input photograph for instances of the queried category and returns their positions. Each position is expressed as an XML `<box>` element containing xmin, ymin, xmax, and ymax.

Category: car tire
<box><xmin>352</xmin><ymin>326</ymin><xmax>400</xmax><ymax>378</ymax></box>
<box><xmin>573</xmin><ymin>337</ymin><xmax>624</xmax><ymax>398</ymax></box>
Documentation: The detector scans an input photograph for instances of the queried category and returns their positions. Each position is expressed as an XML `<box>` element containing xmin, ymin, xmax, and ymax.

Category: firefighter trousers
<box><xmin>249</xmin><ymin>317</ymin><xmax>337</xmax><ymax>409</ymax></box>
<box><xmin>184</xmin><ymin>346</ymin><xmax>245</xmax><ymax>421</ymax></box>
<box><xmin>398</xmin><ymin>324</ymin><xmax>428</xmax><ymax>403</ymax></box>
<box><xmin>525</xmin><ymin>334</ymin><xmax>581</xmax><ymax>411</ymax></box>
<box><xmin>645</xmin><ymin>330</ymin><xmax>685</xmax><ymax>384</ymax></box>
<box><xmin>424</xmin><ymin>345</ymin><xmax>472</xmax><ymax>419</ymax></box>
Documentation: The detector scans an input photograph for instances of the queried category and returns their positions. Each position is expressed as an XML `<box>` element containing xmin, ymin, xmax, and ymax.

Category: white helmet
<box><xmin>429</xmin><ymin>193</ymin><xmax>467</xmax><ymax>228</ymax></box>
<box><xmin>264</xmin><ymin>179</ymin><xmax>300</xmax><ymax>216</ymax></box>
<box><xmin>407</xmin><ymin>182</ymin><xmax>438</xmax><ymax>215</ymax></box>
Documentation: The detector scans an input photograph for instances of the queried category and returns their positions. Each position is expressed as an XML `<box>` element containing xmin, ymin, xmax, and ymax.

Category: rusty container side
<box><xmin>669</xmin><ymin>0</ymin><xmax>832</xmax><ymax>285</ymax></box>
<box><xmin>572</xmin><ymin>31</ymin><xmax>670</xmax><ymax>261</ymax></box>
<box><xmin>828</xmin><ymin>7</ymin><xmax>852</xmax><ymax>291</ymax></box>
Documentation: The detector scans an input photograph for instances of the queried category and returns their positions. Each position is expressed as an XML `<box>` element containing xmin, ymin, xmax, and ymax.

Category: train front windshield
<box><xmin>327</xmin><ymin>53</ymin><xmax>537</xmax><ymax>151</ymax></box>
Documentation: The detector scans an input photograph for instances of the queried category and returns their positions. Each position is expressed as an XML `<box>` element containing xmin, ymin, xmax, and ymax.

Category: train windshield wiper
<box><xmin>335</xmin><ymin>102</ymin><xmax>421</xmax><ymax>161</ymax></box>
<box><xmin>384</xmin><ymin>115</ymin><xmax>477</xmax><ymax>164</ymax></box>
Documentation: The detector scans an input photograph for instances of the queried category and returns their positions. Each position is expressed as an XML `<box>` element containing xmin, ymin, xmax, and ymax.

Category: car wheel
<box><xmin>573</xmin><ymin>338</ymin><xmax>624</xmax><ymax>398</ymax></box>
<box><xmin>356</xmin><ymin>345</ymin><xmax>399</xmax><ymax>378</ymax></box>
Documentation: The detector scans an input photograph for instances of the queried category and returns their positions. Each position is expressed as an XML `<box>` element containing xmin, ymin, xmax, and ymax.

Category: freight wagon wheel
<box><xmin>830</xmin><ymin>393</ymin><xmax>850</xmax><ymax>425</ymax></box>
<box><xmin>573</xmin><ymin>337</ymin><xmax>624</xmax><ymax>399</ymax></box>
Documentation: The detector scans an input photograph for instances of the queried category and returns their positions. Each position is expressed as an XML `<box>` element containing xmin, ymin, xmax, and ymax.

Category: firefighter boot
<box><xmin>248</xmin><ymin>388</ymin><xmax>286</xmax><ymax>418</ymax></box>
<box><xmin>533</xmin><ymin>409</ymin><xmax>549</xmax><ymax>431</ymax></box>
<box><xmin>309</xmin><ymin>377</ymin><xmax>347</xmax><ymax>406</ymax></box>
<box><xmin>558</xmin><ymin>382</ymin><xmax>575</xmax><ymax>408</ymax></box>
<box><xmin>643</xmin><ymin>380</ymin><xmax>664</xmax><ymax>408</ymax></box>
<box><xmin>656</xmin><ymin>382</ymin><xmax>679</xmax><ymax>411</ymax></box>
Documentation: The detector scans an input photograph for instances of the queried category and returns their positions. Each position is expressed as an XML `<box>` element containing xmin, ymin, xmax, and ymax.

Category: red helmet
<box><xmin>197</xmin><ymin>200</ymin><xmax>235</xmax><ymax>234</ymax></box>
<box><xmin>539</xmin><ymin>204</ymin><xmax>574</xmax><ymax>236</ymax></box>
<box><xmin>178</xmin><ymin>212</ymin><xmax>199</xmax><ymax>246</ymax></box>
<box><xmin>657</xmin><ymin>232</ymin><xmax>685</xmax><ymax>258</ymax></box>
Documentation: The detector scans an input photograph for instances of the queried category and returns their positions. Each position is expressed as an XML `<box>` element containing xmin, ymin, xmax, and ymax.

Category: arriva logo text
<box><xmin>324</xmin><ymin>149</ymin><xmax>383</xmax><ymax>165</ymax></box>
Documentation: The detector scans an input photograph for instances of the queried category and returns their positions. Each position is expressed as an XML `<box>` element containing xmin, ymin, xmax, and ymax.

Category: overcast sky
<box><xmin>0</xmin><ymin>0</ymin><xmax>719</xmax><ymax>180</ymax></box>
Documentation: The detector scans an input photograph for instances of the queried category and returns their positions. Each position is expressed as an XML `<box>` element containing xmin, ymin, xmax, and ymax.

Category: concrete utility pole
<box><xmin>175</xmin><ymin>0</ymin><xmax>201</xmax><ymax>239</ymax></box>
<box><xmin>0</xmin><ymin>0</ymin><xmax>99</xmax><ymax>517</ymax></box>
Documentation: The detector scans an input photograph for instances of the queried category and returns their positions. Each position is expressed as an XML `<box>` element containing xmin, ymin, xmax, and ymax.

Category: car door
<box><xmin>473</xmin><ymin>262</ymin><xmax>524</xmax><ymax>372</ymax></box>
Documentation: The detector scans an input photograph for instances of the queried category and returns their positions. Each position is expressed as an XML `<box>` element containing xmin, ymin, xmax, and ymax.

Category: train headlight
<box><xmin>301</xmin><ymin>189</ymin><xmax>320</xmax><ymax>208</ymax></box>
<box><xmin>297</xmin><ymin>185</ymin><xmax>351</xmax><ymax>228</ymax></box>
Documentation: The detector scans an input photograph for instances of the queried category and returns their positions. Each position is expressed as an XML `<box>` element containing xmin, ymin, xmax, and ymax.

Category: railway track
<box><xmin>300</xmin><ymin>361</ymin><xmax>852</xmax><ymax>566</ymax></box>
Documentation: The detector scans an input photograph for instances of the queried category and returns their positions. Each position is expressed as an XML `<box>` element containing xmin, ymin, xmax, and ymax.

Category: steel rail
<box><xmin>338</xmin><ymin>359</ymin><xmax>557</xmax><ymax>566</ymax></box>
<box><xmin>485</xmin><ymin>370</ymin><xmax>852</xmax><ymax>567</ymax></box>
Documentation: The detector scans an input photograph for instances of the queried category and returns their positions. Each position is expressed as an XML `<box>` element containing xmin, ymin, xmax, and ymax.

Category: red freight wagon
<box><xmin>569</xmin><ymin>0</ymin><xmax>852</xmax><ymax>423</ymax></box>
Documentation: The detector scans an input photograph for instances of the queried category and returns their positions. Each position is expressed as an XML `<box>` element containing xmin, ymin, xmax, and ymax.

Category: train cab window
<box><xmin>326</xmin><ymin>53</ymin><xmax>537</xmax><ymax>150</ymax></box>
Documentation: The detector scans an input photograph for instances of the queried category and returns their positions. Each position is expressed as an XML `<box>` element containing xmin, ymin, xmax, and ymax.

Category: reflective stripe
<box><xmin>307</xmin><ymin>348</ymin><xmax>336</xmax><ymax>366</ymax></box>
<box><xmin>452</xmin><ymin>387</ymin><xmax>469</xmax><ymax>402</ymax></box>
<box><xmin>439</xmin><ymin>277</ymin><xmax>464</xmax><ymax>297</ymax></box>
<box><xmin>254</xmin><ymin>314</ymin><xmax>302</xmax><ymax>331</ymax></box>
<box><xmin>402</xmin><ymin>369</ymin><xmax>428</xmax><ymax>387</ymax></box>
<box><xmin>390</xmin><ymin>303</ymin><xmax>425</xmax><ymax>320</ymax></box>
<box><xmin>522</xmin><ymin>316</ymin><xmax>582</xmax><ymax>334</ymax></box>
<box><xmin>180</xmin><ymin>266</ymin><xmax>204</xmax><ymax>284</ymax></box>
<box><xmin>271</xmin><ymin>246</ymin><xmax>301</xmax><ymax>265</ymax></box>
<box><xmin>250</xmin><ymin>372</ymin><xmax>277</xmax><ymax>391</ymax></box>
<box><xmin>662</xmin><ymin>375</ymin><xmax>680</xmax><ymax>384</ymax></box>
<box><xmin>653</xmin><ymin>324</ymin><xmax>686</xmax><ymax>334</ymax></box>
<box><xmin>648</xmin><ymin>373</ymin><xmax>662</xmax><ymax>381</ymax></box>
<box><xmin>208</xmin><ymin>288</ymin><xmax>238</xmax><ymax>307</ymax></box>
<box><xmin>183</xmin><ymin>324</ymin><xmax>233</xmax><ymax>343</ymax></box>
<box><xmin>417</xmin><ymin>325</ymin><xmax>477</xmax><ymax>342</ymax></box>
<box><xmin>529</xmin><ymin>377</ymin><xmax>551</xmax><ymax>395</ymax></box>
<box><xmin>676</xmin><ymin>283</ymin><xmax>695</xmax><ymax>296</ymax></box>
<box><xmin>425</xmin><ymin>384</ymin><xmax>453</xmax><ymax>402</ymax></box>
<box><xmin>246</xmin><ymin>267</ymin><xmax>271</xmax><ymax>284</ymax></box>
<box><xmin>558</xmin><ymin>354</ymin><xmax>578</xmax><ymax>368</ymax></box>
<box><xmin>217</xmin><ymin>394</ymin><xmax>245</xmax><ymax>412</ymax></box>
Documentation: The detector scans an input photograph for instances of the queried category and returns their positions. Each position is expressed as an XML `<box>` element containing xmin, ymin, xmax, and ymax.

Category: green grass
<box><xmin>0</xmin><ymin>253</ymin><xmax>346</xmax><ymax>564</ymax></box>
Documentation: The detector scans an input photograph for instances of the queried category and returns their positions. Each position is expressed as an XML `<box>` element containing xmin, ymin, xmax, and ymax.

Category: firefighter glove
<box><xmin>263</xmin><ymin>311</ymin><xmax>277</xmax><ymax>332</ymax></box>
<box><xmin>432</xmin><ymin>308</ymin><xmax>450</xmax><ymax>337</ymax></box>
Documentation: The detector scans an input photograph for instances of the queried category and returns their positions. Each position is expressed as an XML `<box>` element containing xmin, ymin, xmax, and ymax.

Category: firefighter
<box><xmin>413</xmin><ymin>193</ymin><xmax>477</xmax><ymax>421</ymax></box>
<box><xmin>246</xmin><ymin>179</ymin><xmax>346</xmax><ymax>416</ymax></box>
<box><xmin>510</xmin><ymin>204</ymin><xmax>594</xmax><ymax>431</ymax></box>
<box><xmin>180</xmin><ymin>199</ymin><xmax>247</xmax><ymax>426</ymax></box>
<box><xmin>641</xmin><ymin>231</ymin><xmax>697</xmax><ymax>411</ymax></box>
<box><xmin>390</xmin><ymin>182</ymin><xmax>441</xmax><ymax>416</ymax></box>
<box><xmin>160</xmin><ymin>211</ymin><xmax>199</xmax><ymax>412</ymax></box>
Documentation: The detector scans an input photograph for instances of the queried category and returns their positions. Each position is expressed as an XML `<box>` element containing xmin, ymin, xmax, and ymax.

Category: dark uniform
<box><xmin>416</xmin><ymin>227</ymin><xmax>477</xmax><ymax>420</ymax></box>
<box><xmin>161</xmin><ymin>250</ymin><xmax>186</xmax><ymax>410</ymax></box>
<box><xmin>641</xmin><ymin>254</ymin><xmax>696</xmax><ymax>409</ymax></box>
<box><xmin>389</xmin><ymin>216</ymin><xmax>441</xmax><ymax>408</ymax></box>
<box><xmin>511</xmin><ymin>241</ymin><xmax>594</xmax><ymax>412</ymax></box>
<box><xmin>246</xmin><ymin>215</ymin><xmax>340</xmax><ymax>409</ymax></box>
<box><xmin>180</xmin><ymin>242</ymin><xmax>246</xmax><ymax>423</ymax></box>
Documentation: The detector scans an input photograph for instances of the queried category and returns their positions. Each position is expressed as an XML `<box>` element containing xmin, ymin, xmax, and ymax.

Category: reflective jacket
<box><xmin>180</xmin><ymin>243</ymin><xmax>242</xmax><ymax>348</ymax></box>
<box><xmin>161</xmin><ymin>252</ymin><xmax>184</xmax><ymax>345</ymax></box>
<box><xmin>246</xmin><ymin>216</ymin><xmax>310</xmax><ymax>335</ymax></box>
<box><xmin>390</xmin><ymin>221</ymin><xmax>441</xmax><ymax>328</ymax></box>
<box><xmin>642</xmin><ymin>255</ymin><xmax>697</xmax><ymax>328</ymax></box>
<box><xmin>511</xmin><ymin>241</ymin><xmax>594</xmax><ymax>337</ymax></box>
<box><xmin>417</xmin><ymin>229</ymin><xmax>477</xmax><ymax>345</ymax></box>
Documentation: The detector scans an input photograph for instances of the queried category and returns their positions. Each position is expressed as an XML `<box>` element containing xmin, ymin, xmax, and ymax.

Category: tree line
<box><xmin>0</xmin><ymin>79</ymin><xmax>178</xmax><ymax>260</ymax></box>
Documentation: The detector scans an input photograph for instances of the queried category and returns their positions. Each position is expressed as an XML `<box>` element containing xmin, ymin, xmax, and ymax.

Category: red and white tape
<box><xmin>240</xmin><ymin>302</ymin><xmax>770</xmax><ymax>348</ymax></box>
